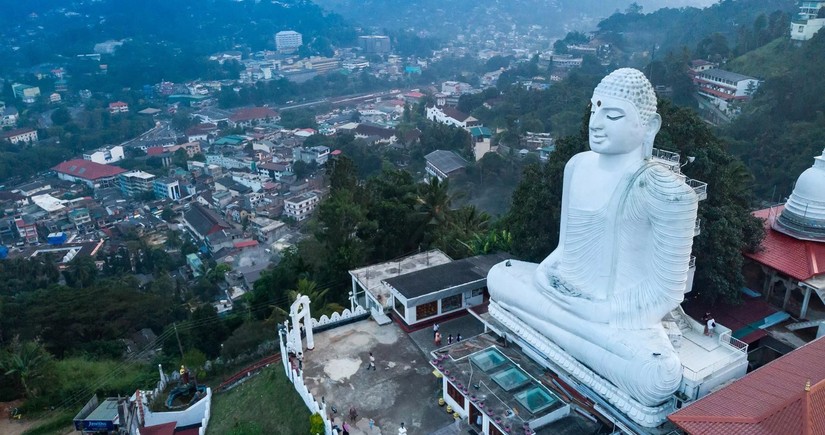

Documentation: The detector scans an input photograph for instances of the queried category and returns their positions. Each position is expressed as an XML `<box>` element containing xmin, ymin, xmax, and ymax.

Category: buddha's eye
<box><xmin>607</xmin><ymin>115</ymin><xmax>624</xmax><ymax>121</ymax></box>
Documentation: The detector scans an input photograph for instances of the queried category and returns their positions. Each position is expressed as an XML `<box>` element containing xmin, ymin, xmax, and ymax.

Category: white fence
<box><xmin>311</xmin><ymin>305</ymin><xmax>368</xmax><ymax>329</ymax></box>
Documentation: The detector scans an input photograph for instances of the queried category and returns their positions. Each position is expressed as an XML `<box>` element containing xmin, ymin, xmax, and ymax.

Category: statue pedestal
<box><xmin>489</xmin><ymin>302</ymin><xmax>675</xmax><ymax>428</ymax></box>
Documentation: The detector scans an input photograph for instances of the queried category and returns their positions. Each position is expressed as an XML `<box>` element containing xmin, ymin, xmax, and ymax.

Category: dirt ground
<box><xmin>0</xmin><ymin>401</ymin><xmax>35</xmax><ymax>435</ymax></box>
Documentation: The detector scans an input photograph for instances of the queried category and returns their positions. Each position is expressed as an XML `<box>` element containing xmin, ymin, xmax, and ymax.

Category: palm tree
<box><xmin>270</xmin><ymin>278</ymin><xmax>346</xmax><ymax>320</ymax></box>
<box><xmin>417</xmin><ymin>177</ymin><xmax>454</xmax><ymax>226</ymax></box>
<box><xmin>1</xmin><ymin>339</ymin><xmax>53</xmax><ymax>399</ymax></box>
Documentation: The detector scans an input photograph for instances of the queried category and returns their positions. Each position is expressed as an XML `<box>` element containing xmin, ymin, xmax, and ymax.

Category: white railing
<box><xmin>651</xmin><ymin>148</ymin><xmax>681</xmax><ymax>166</ymax></box>
<box><xmin>718</xmin><ymin>330</ymin><xmax>748</xmax><ymax>354</ymax></box>
<box><xmin>689</xmin><ymin>256</ymin><xmax>696</xmax><ymax>268</ymax></box>
<box><xmin>685</xmin><ymin>178</ymin><xmax>708</xmax><ymax>200</ymax></box>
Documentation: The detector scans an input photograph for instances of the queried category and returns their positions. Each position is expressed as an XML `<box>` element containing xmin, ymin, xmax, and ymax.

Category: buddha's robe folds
<box><xmin>489</xmin><ymin>152</ymin><xmax>698</xmax><ymax>406</ymax></box>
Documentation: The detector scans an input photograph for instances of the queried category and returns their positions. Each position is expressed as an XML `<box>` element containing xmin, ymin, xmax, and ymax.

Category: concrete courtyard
<box><xmin>302</xmin><ymin>320</ymin><xmax>459</xmax><ymax>434</ymax></box>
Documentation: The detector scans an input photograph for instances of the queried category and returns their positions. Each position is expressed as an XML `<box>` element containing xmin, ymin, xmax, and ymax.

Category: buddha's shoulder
<box><xmin>637</xmin><ymin>163</ymin><xmax>697</xmax><ymax>199</ymax></box>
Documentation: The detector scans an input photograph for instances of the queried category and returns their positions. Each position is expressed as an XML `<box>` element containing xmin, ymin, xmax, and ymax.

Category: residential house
<box><xmin>229</xmin><ymin>107</ymin><xmax>278</xmax><ymax>128</ymax></box>
<box><xmin>425</xmin><ymin>150</ymin><xmax>468</xmax><ymax>182</ymax></box>
<box><xmin>283</xmin><ymin>191</ymin><xmax>320</xmax><ymax>221</ymax></box>
<box><xmin>791</xmin><ymin>0</ymin><xmax>825</xmax><ymax>41</ymax></box>
<box><xmin>426</xmin><ymin>105</ymin><xmax>479</xmax><ymax>128</ymax></box>
<box><xmin>185</xmin><ymin>123</ymin><xmax>218</xmax><ymax>143</ymax></box>
<box><xmin>53</xmin><ymin>159</ymin><xmax>127</xmax><ymax>189</ymax></box>
<box><xmin>1</xmin><ymin>105</ymin><xmax>19</xmax><ymax>127</ymax></box>
<box><xmin>83</xmin><ymin>145</ymin><xmax>125</xmax><ymax>164</ymax></box>
<box><xmin>153</xmin><ymin>177</ymin><xmax>181</xmax><ymax>200</ymax></box>
<box><xmin>108</xmin><ymin>101</ymin><xmax>129</xmax><ymax>114</ymax></box>
<box><xmin>258</xmin><ymin>161</ymin><xmax>292</xmax><ymax>181</ymax></box>
<box><xmin>353</xmin><ymin>124</ymin><xmax>398</xmax><ymax>145</ymax></box>
<box><xmin>119</xmin><ymin>171</ymin><xmax>156</xmax><ymax>197</ymax></box>
<box><xmin>250</xmin><ymin>216</ymin><xmax>287</xmax><ymax>242</ymax></box>
<box><xmin>292</xmin><ymin>146</ymin><xmax>330</xmax><ymax>165</ymax></box>
<box><xmin>14</xmin><ymin>215</ymin><xmax>39</xmax><ymax>243</ymax></box>
<box><xmin>182</xmin><ymin>203</ymin><xmax>231</xmax><ymax>240</ymax></box>
<box><xmin>1</xmin><ymin>128</ymin><xmax>38</xmax><ymax>144</ymax></box>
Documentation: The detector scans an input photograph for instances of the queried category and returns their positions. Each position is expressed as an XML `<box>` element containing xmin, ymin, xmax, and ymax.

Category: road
<box><xmin>276</xmin><ymin>90</ymin><xmax>403</xmax><ymax>112</ymax></box>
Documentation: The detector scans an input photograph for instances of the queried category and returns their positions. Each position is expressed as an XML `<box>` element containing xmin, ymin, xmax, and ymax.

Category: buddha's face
<box><xmin>589</xmin><ymin>95</ymin><xmax>654</xmax><ymax>155</ymax></box>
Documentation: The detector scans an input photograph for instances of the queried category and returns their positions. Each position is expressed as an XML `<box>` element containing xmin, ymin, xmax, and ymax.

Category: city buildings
<box><xmin>275</xmin><ymin>30</ymin><xmax>303</xmax><ymax>53</ymax></box>
<box><xmin>153</xmin><ymin>177</ymin><xmax>181</xmax><ymax>201</ymax></box>
<box><xmin>108</xmin><ymin>101</ymin><xmax>129</xmax><ymax>114</ymax></box>
<box><xmin>83</xmin><ymin>145</ymin><xmax>125</xmax><ymax>164</ymax></box>
<box><xmin>425</xmin><ymin>150</ymin><xmax>468</xmax><ymax>182</ymax></box>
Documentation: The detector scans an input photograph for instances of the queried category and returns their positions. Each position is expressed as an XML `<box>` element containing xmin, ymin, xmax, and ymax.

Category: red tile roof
<box><xmin>745</xmin><ymin>207</ymin><xmax>825</xmax><ymax>281</ymax></box>
<box><xmin>0</xmin><ymin>128</ymin><xmax>36</xmax><ymax>139</ymax></box>
<box><xmin>233</xmin><ymin>240</ymin><xmax>258</xmax><ymax>249</ymax></box>
<box><xmin>669</xmin><ymin>337</ymin><xmax>825</xmax><ymax>435</ymax></box>
<box><xmin>229</xmin><ymin>107</ymin><xmax>277</xmax><ymax>122</ymax></box>
<box><xmin>140</xmin><ymin>422</ymin><xmax>176</xmax><ymax>435</ymax></box>
<box><xmin>52</xmin><ymin>159</ymin><xmax>126</xmax><ymax>180</ymax></box>
<box><xmin>146</xmin><ymin>146</ymin><xmax>169</xmax><ymax>156</ymax></box>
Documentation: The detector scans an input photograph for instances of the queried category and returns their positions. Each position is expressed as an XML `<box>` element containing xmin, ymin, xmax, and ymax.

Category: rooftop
<box><xmin>745</xmin><ymin>206</ymin><xmax>825</xmax><ymax>281</ymax></box>
<box><xmin>53</xmin><ymin>159</ymin><xmax>127</xmax><ymax>180</ymax></box>
<box><xmin>350</xmin><ymin>250</ymin><xmax>452</xmax><ymax>306</ymax></box>
<box><xmin>669</xmin><ymin>336</ymin><xmax>825</xmax><ymax>434</ymax></box>
<box><xmin>698</xmin><ymin>68</ymin><xmax>757</xmax><ymax>83</ymax></box>
<box><xmin>425</xmin><ymin>150</ymin><xmax>469</xmax><ymax>174</ymax></box>
<box><xmin>384</xmin><ymin>253</ymin><xmax>510</xmax><ymax>300</ymax></box>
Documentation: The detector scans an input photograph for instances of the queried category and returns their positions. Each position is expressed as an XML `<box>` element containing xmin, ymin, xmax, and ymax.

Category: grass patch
<box><xmin>209</xmin><ymin>365</ymin><xmax>310</xmax><ymax>435</ymax></box>
<box><xmin>22</xmin><ymin>410</ymin><xmax>74</xmax><ymax>435</ymax></box>
<box><xmin>725</xmin><ymin>37</ymin><xmax>794</xmax><ymax>79</ymax></box>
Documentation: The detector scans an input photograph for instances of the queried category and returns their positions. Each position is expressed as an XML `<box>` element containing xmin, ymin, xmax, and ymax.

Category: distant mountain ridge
<box><xmin>311</xmin><ymin>0</ymin><xmax>717</xmax><ymax>37</ymax></box>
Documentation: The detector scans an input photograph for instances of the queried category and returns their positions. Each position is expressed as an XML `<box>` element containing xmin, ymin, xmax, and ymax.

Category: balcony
<box><xmin>651</xmin><ymin>147</ymin><xmax>681</xmax><ymax>171</ymax></box>
<box><xmin>685</xmin><ymin>178</ymin><xmax>708</xmax><ymax>201</ymax></box>
<box><xmin>689</xmin><ymin>255</ymin><xmax>696</xmax><ymax>269</ymax></box>
<box><xmin>694</xmin><ymin>218</ymin><xmax>701</xmax><ymax>237</ymax></box>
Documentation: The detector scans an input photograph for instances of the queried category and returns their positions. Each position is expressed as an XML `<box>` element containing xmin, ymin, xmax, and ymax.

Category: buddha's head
<box><xmin>589</xmin><ymin>68</ymin><xmax>661</xmax><ymax>158</ymax></box>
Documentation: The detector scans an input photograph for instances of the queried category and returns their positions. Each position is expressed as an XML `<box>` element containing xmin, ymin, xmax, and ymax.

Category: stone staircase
<box><xmin>371</xmin><ymin>308</ymin><xmax>392</xmax><ymax>326</ymax></box>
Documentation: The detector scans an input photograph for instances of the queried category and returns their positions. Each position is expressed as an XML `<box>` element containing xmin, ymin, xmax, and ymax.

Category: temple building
<box><xmin>743</xmin><ymin>148</ymin><xmax>825</xmax><ymax>322</ymax></box>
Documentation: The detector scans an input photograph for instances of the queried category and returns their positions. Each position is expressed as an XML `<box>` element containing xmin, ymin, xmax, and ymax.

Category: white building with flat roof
<box><xmin>283</xmin><ymin>191</ymin><xmax>320</xmax><ymax>222</ymax></box>
<box><xmin>791</xmin><ymin>1</ymin><xmax>825</xmax><ymax>41</ymax></box>
<box><xmin>83</xmin><ymin>145</ymin><xmax>125</xmax><ymax>164</ymax></box>
<box><xmin>275</xmin><ymin>30</ymin><xmax>303</xmax><ymax>53</ymax></box>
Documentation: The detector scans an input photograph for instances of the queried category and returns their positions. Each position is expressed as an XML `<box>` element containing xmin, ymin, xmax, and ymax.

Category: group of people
<box><xmin>331</xmin><ymin>406</ymin><xmax>378</xmax><ymax>434</ymax></box>
<box><xmin>433</xmin><ymin>323</ymin><xmax>461</xmax><ymax>346</ymax></box>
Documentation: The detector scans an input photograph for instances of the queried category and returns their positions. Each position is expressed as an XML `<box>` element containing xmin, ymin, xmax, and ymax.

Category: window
<box><xmin>441</xmin><ymin>294</ymin><xmax>462</xmax><ymax>313</ymax></box>
<box><xmin>394</xmin><ymin>296</ymin><xmax>406</xmax><ymax>319</ymax></box>
<box><xmin>799</xmin><ymin>26</ymin><xmax>805</xmax><ymax>32</ymax></box>
<box><xmin>447</xmin><ymin>382</ymin><xmax>465</xmax><ymax>408</ymax></box>
<box><xmin>416</xmin><ymin>301</ymin><xmax>438</xmax><ymax>320</ymax></box>
<box><xmin>471</xmin><ymin>288</ymin><xmax>485</xmax><ymax>298</ymax></box>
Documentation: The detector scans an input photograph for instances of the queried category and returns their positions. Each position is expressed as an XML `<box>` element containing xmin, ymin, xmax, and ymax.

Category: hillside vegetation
<box><xmin>725</xmin><ymin>37</ymin><xmax>794</xmax><ymax>78</ymax></box>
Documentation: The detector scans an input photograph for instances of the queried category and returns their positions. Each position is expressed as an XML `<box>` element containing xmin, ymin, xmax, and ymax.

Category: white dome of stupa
<box><xmin>774</xmin><ymin>148</ymin><xmax>825</xmax><ymax>241</ymax></box>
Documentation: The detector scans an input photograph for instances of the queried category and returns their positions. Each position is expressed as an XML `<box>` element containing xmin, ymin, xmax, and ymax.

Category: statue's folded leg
<box><xmin>488</xmin><ymin>261</ymin><xmax>681</xmax><ymax>406</ymax></box>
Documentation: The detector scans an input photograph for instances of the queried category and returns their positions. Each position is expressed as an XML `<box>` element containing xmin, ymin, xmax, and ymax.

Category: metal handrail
<box><xmin>689</xmin><ymin>256</ymin><xmax>696</xmax><ymax>268</ymax></box>
<box><xmin>685</xmin><ymin>178</ymin><xmax>708</xmax><ymax>198</ymax></box>
<box><xmin>651</xmin><ymin>147</ymin><xmax>680</xmax><ymax>164</ymax></box>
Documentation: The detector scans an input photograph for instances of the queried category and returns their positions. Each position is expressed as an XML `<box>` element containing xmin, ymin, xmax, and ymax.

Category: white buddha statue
<box><xmin>488</xmin><ymin>68</ymin><xmax>699</xmax><ymax>407</ymax></box>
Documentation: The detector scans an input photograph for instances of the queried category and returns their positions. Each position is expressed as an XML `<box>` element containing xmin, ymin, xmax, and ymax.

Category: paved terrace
<box><xmin>302</xmin><ymin>320</ymin><xmax>455</xmax><ymax>434</ymax></box>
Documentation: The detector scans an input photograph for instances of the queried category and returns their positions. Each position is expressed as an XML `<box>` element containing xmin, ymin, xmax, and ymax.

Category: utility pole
<box><xmin>173</xmin><ymin>323</ymin><xmax>184</xmax><ymax>359</ymax></box>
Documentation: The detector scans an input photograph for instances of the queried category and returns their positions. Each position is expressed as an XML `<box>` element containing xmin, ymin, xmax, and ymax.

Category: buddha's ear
<box><xmin>646</xmin><ymin>113</ymin><xmax>662</xmax><ymax>137</ymax></box>
<box><xmin>643</xmin><ymin>113</ymin><xmax>662</xmax><ymax>158</ymax></box>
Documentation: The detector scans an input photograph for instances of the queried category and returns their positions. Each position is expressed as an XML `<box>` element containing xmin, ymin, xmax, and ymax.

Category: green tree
<box><xmin>0</xmin><ymin>339</ymin><xmax>54</xmax><ymax>399</ymax></box>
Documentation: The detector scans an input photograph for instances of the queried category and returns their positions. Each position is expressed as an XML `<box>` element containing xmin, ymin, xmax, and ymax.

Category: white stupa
<box><xmin>774</xmin><ymin>148</ymin><xmax>825</xmax><ymax>242</ymax></box>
